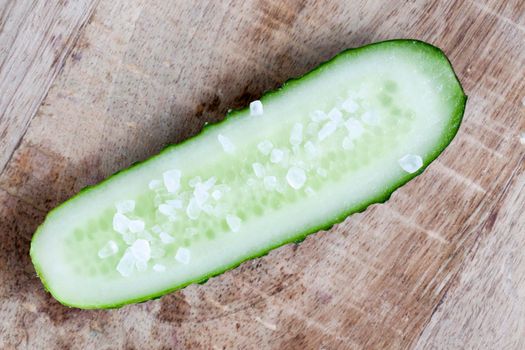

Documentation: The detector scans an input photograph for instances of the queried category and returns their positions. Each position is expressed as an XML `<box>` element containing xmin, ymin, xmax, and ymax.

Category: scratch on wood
<box><xmin>432</xmin><ymin>161</ymin><xmax>487</xmax><ymax>194</ymax></box>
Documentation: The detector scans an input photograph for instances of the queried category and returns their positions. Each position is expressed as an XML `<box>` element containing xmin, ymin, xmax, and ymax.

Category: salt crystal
<box><xmin>289</xmin><ymin>123</ymin><xmax>303</xmax><ymax>146</ymax></box>
<box><xmin>342</xmin><ymin>98</ymin><xmax>359</xmax><ymax>113</ymax></box>
<box><xmin>310</xmin><ymin>110</ymin><xmax>327</xmax><ymax>122</ymax></box>
<box><xmin>327</xmin><ymin>108</ymin><xmax>343</xmax><ymax>124</ymax></box>
<box><xmin>163</xmin><ymin>169</ymin><xmax>182</xmax><ymax>193</ymax></box>
<box><xmin>159</xmin><ymin>204</ymin><xmax>177</xmax><ymax>217</ymax></box>
<box><xmin>137</xmin><ymin>230</ymin><xmax>153</xmax><ymax>241</ymax></box>
<box><xmin>189</xmin><ymin>176</ymin><xmax>202</xmax><ymax>187</ymax></box>
<box><xmin>153</xmin><ymin>264</ymin><xmax>166</xmax><ymax>272</ymax></box>
<box><xmin>344</xmin><ymin>118</ymin><xmax>364</xmax><ymax>139</ymax></box>
<box><xmin>116</xmin><ymin>200</ymin><xmax>135</xmax><ymax>213</ymax></box>
<box><xmin>257</xmin><ymin>140</ymin><xmax>274</xmax><ymax>155</ymax></box>
<box><xmin>159</xmin><ymin>231</ymin><xmax>175</xmax><ymax>244</ymax></box>
<box><xmin>263</xmin><ymin>175</ymin><xmax>277</xmax><ymax>190</ymax></box>
<box><xmin>166</xmin><ymin>199</ymin><xmax>183</xmax><ymax>209</ymax></box>
<box><xmin>175</xmin><ymin>247</ymin><xmax>191</xmax><ymax>264</ymax></box>
<box><xmin>151</xmin><ymin>225</ymin><xmax>162</xmax><ymax>234</ymax></box>
<box><xmin>226</xmin><ymin>214</ymin><xmax>242</xmax><ymax>232</ymax></box>
<box><xmin>398</xmin><ymin>154</ymin><xmax>423</xmax><ymax>173</ymax></box>
<box><xmin>304</xmin><ymin>141</ymin><xmax>318</xmax><ymax>157</ymax></box>
<box><xmin>186</xmin><ymin>198</ymin><xmax>201</xmax><ymax>220</ymax></box>
<box><xmin>342</xmin><ymin>136</ymin><xmax>354</xmax><ymax>150</ymax></box>
<box><xmin>128</xmin><ymin>219</ymin><xmax>145</xmax><ymax>233</ymax></box>
<box><xmin>361</xmin><ymin>111</ymin><xmax>380</xmax><ymax>125</ymax></box>
<box><xmin>318</xmin><ymin>121</ymin><xmax>337</xmax><ymax>141</ymax></box>
<box><xmin>148</xmin><ymin>179</ymin><xmax>162</xmax><ymax>190</ymax></box>
<box><xmin>270</xmin><ymin>148</ymin><xmax>284</xmax><ymax>163</ymax></box>
<box><xmin>194</xmin><ymin>184</ymin><xmax>210</xmax><ymax>207</ymax></box>
<box><xmin>250</xmin><ymin>100</ymin><xmax>264</xmax><ymax>116</ymax></box>
<box><xmin>113</xmin><ymin>213</ymin><xmax>129</xmax><ymax>234</ymax></box>
<box><xmin>286</xmin><ymin>167</ymin><xmax>306</xmax><ymax>189</ymax></box>
<box><xmin>121</xmin><ymin>231</ymin><xmax>136</xmax><ymax>245</ymax></box>
<box><xmin>218</xmin><ymin>134</ymin><xmax>235</xmax><ymax>154</ymax></box>
<box><xmin>520</xmin><ymin>132</ymin><xmax>525</xmax><ymax>145</ymax></box>
<box><xmin>252</xmin><ymin>162</ymin><xmax>265</xmax><ymax>178</ymax></box>
<box><xmin>130</xmin><ymin>239</ymin><xmax>151</xmax><ymax>262</ymax></box>
<box><xmin>212</xmin><ymin>189</ymin><xmax>223</xmax><ymax>200</ymax></box>
<box><xmin>316</xmin><ymin>168</ymin><xmax>327</xmax><ymax>177</ymax></box>
<box><xmin>202</xmin><ymin>177</ymin><xmax>217</xmax><ymax>190</ymax></box>
<box><xmin>116</xmin><ymin>250</ymin><xmax>135</xmax><ymax>277</ymax></box>
<box><xmin>98</xmin><ymin>240</ymin><xmax>119</xmax><ymax>259</ymax></box>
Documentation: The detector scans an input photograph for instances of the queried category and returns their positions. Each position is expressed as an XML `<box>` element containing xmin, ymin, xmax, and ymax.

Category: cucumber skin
<box><xmin>30</xmin><ymin>39</ymin><xmax>467</xmax><ymax>309</ymax></box>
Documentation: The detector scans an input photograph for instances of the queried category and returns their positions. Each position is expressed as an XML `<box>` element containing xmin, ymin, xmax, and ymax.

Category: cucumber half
<box><xmin>30</xmin><ymin>39</ymin><xmax>466</xmax><ymax>309</ymax></box>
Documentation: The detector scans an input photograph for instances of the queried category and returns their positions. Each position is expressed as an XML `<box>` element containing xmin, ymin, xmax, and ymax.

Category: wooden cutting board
<box><xmin>0</xmin><ymin>0</ymin><xmax>523</xmax><ymax>349</ymax></box>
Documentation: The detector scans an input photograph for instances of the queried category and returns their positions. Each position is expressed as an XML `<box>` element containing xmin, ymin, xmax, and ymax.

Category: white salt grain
<box><xmin>310</xmin><ymin>110</ymin><xmax>327</xmax><ymax>122</ymax></box>
<box><xmin>159</xmin><ymin>204</ymin><xmax>177</xmax><ymax>217</ymax></box>
<box><xmin>113</xmin><ymin>213</ymin><xmax>129</xmax><ymax>234</ymax></box>
<box><xmin>318</xmin><ymin>121</ymin><xmax>337</xmax><ymax>141</ymax></box>
<box><xmin>186</xmin><ymin>198</ymin><xmax>201</xmax><ymax>220</ymax></box>
<box><xmin>194</xmin><ymin>184</ymin><xmax>210</xmax><ymax>207</ymax></box>
<box><xmin>270</xmin><ymin>148</ymin><xmax>284</xmax><ymax>163</ymax></box>
<box><xmin>153</xmin><ymin>264</ymin><xmax>166</xmax><ymax>272</ymax></box>
<box><xmin>257</xmin><ymin>140</ymin><xmax>274</xmax><ymax>155</ymax></box>
<box><xmin>226</xmin><ymin>214</ymin><xmax>242</xmax><ymax>232</ymax></box>
<box><xmin>116</xmin><ymin>200</ymin><xmax>135</xmax><ymax>213</ymax></box>
<box><xmin>286</xmin><ymin>167</ymin><xmax>306</xmax><ymax>189</ymax></box>
<box><xmin>98</xmin><ymin>240</ymin><xmax>119</xmax><ymax>259</ymax></box>
<box><xmin>305</xmin><ymin>187</ymin><xmax>315</xmax><ymax>196</ymax></box>
<box><xmin>327</xmin><ymin>108</ymin><xmax>343</xmax><ymax>124</ymax></box>
<box><xmin>130</xmin><ymin>239</ymin><xmax>151</xmax><ymax>262</ymax></box>
<box><xmin>398</xmin><ymin>154</ymin><xmax>423</xmax><ymax>173</ymax></box>
<box><xmin>342</xmin><ymin>98</ymin><xmax>359</xmax><ymax>113</ymax></box>
<box><xmin>342</xmin><ymin>136</ymin><xmax>354</xmax><ymax>150</ymax></box>
<box><xmin>159</xmin><ymin>231</ymin><xmax>175</xmax><ymax>244</ymax></box>
<box><xmin>212</xmin><ymin>189</ymin><xmax>223</xmax><ymax>200</ymax></box>
<box><xmin>163</xmin><ymin>169</ymin><xmax>182</xmax><ymax>193</ymax></box>
<box><xmin>148</xmin><ymin>179</ymin><xmax>162</xmax><ymax>190</ymax></box>
<box><xmin>344</xmin><ymin>118</ymin><xmax>364</xmax><ymax>139</ymax></box>
<box><xmin>250</xmin><ymin>100</ymin><xmax>264</xmax><ymax>116</ymax></box>
<box><xmin>151</xmin><ymin>225</ymin><xmax>162</xmax><ymax>234</ymax></box>
<box><xmin>263</xmin><ymin>175</ymin><xmax>277</xmax><ymax>190</ymax></box>
<box><xmin>218</xmin><ymin>134</ymin><xmax>235</xmax><ymax>154</ymax></box>
<box><xmin>361</xmin><ymin>111</ymin><xmax>380</xmax><ymax>125</ymax></box>
<box><xmin>166</xmin><ymin>199</ymin><xmax>183</xmax><ymax>209</ymax></box>
<box><xmin>304</xmin><ymin>141</ymin><xmax>318</xmax><ymax>157</ymax></box>
<box><xmin>116</xmin><ymin>250</ymin><xmax>135</xmax><ymax>277</ymax></box>
<box><xmin>520</xmin><ymin>132</ymin><xmax>525</xmax><ymax>145</ymax></box>
<box><xmin>128</xmin><ymin>219</ymin><xmax>145</xmax><ymax>233</ymax></box>
<box><xmin>189</xmin><ymin>176</ymin><xmax>202</xmax><ymax>187</ymax></box>
<box><xmin>136</xmin><ymin>260</ymin><xmax>147</xmax><ymax>272</ymax></box>
<box><xmin>252</xmin><ymin>162</ymin><xmax>265</xmax><ymax>178</ymax></box>
<box><xmin>289</xmin><ymin>123</ymin><xmax>303</xmax><ymax>146</ymax></box>
<box><xmin>175</xmin><ymin>247</ymin><xmax>191</xmax><ymax>264</ymax></box>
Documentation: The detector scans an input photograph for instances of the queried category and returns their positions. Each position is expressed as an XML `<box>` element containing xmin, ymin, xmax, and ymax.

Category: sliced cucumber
<box><xmin>30</xmin><ymin>39</ymin><xmax>466</xmax><ymax>309</ymax></box>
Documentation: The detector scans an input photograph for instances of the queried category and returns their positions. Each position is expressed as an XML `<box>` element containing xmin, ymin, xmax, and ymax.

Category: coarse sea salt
<box><xmin>218</xmin><ymin>134</ymin><xmax>235</xmax><ymax>154</ymax></box>
<box><xmin>286</xmin><ymin>167</ymin><xmax>306</xmax><ymax>189</ymax></box>
<box><xmin>128</xmin><ymin>219</ymin><xmax>145</xmax><ymax>233</ymax></box>
<box><xmin>257</xmin><ymin>140</ymin><xmax>273</xmax><ymax>155</ymax></box>
<box><xmin>163</xmin><ymin>169</ymin><xmax>182</xmax><ymax>193</ymax></box>
<box><xmin>310</xmin><ymin>110</ymin><xmax>327</xmax><ymax>122</ymax></box>
<box><xmin>159</xmin><ymin>204</ymin><xmax>177</xmax><ymax>217</ymax></box>
<box><xmin>289</xmin><ymin>123</ymin><xmax>303</xmax><ymax>146</ymax></box>
<box><xmin>342</xmin><ymin>98</ymin><xmax>359</xmax><ymax>113</ymax></box>
<box><xmin>98</xmin><ymin>240</ymin><xmax>119</xmax><ymax>259</ymax></box>
<box><xmin>148</xmin><ymin>179</ymin><xmax>162</xmax><ymax>190</ymax></box>
<box><xmin>361</xmin><ymin>111</ymin><xmax>380</xmax><ymax>125</ymax></box>
<box><xmin>327</xmin><ymin>108</ymin><xmax>343</xmax><ymax>124</ymax></box>
<box><xmin>398</xmin><ymin>154</ymin><xmax>423</xmax><ymax>173</ymax></box>
<box><xmin>252</xmin><ymin>162</ymin><xmax>265</xmax><ymax>178</ymax></box>
<box><xmin>159</xmin><ymin>231</ymin><xmax>175</xmax><ymax>244</ymax></box>
<box><xmin>113</xmin><ymin>213</ymin><xmax>129</xmax><ymax>234</ymax></box>
<box><xmin>116</xmin><ymin>250</ymin><xmax>135</xmax><ymax>277</ymax></box>
<box><xmin>318</xmin><ymin>121</ymin><xmax>337</xmax><ymax>141</ymax></box>
<box><xmin>212</xmin><ymin>189</ymin><xmax>223</xmax><ymax>200</ymax></box>
<box><xmin>226</xmin><ymin>214</ymin><xmax>242</xmax><ymax>232</ymax></box>
<box><xmin>344</xmin><ymin>118</ymin><xmax>364</xmax><ymax>139</ymax></box>
<box><xmin>250</xmin><ymin>100</ymin><xmax>264</xmax><ymax>116</ymax></box>
<box><xmin>263</xmin><ymin>175</ymin><xmax>277</xmax><ymax>190</ymax></box>
<box><xmin>270</xmin><ymin>148</ymin><xmax>284</xmax><ymax>163</ymax></box>
<box><xmin>116</xmin><ymin>200</ymin><xmax>135</xmax><ymax>213</ymax></box>
<box><xmin>130</xmin><ymin>239</ymin><xmax>151</xmax><ymax>262</ymax></box>
<box><xmin>186</xmin><ymin>198</ymin><xmax>201</xmax><ymax>220</ymax></box>
<box><xmin>175</xmin><ymin>247</ymin><xmax>191</xmax><ymax>264</ymax></box>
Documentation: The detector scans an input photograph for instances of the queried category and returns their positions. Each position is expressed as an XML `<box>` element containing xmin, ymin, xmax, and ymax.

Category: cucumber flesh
<box><xmin>30</xmin><ymin>40</ymin><xmax>466</xmax><ymax>309</ymax></box>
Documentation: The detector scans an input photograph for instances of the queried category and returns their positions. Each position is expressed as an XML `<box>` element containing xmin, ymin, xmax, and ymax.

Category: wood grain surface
<box><xmin>0</xmin><ymin>0</ymin><xmax>523</xmax><ymax>349</ymax></box>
